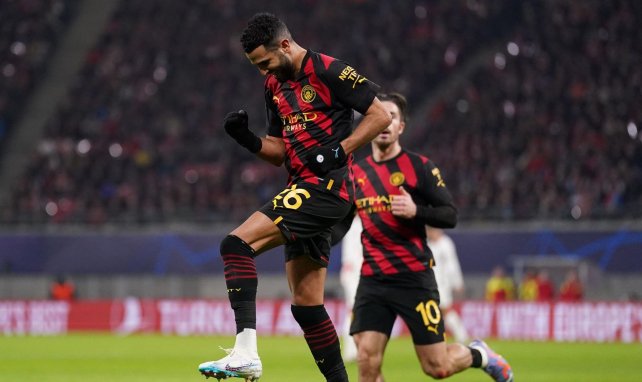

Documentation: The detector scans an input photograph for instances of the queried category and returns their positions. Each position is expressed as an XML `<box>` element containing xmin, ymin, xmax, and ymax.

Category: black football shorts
<box><xmin>350</xmin><ymin>272</ymin><xmax>445</xmax><ymax>345</ymax></box>
<box><xmin>260</xmin><ymin>181</ymin><xmax>353</xmax><ymax>267</ymax></box>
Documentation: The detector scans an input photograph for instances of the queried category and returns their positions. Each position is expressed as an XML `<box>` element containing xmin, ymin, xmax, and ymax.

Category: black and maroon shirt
<box><xmin>353</xmin><ymin>149</ymin><xmax>457</xmax><ymax>276</ymax></box>
<box><xmin>265</xmin><ymin>50</ymin><xmax>378</xmax><ymax>201</ymax></box>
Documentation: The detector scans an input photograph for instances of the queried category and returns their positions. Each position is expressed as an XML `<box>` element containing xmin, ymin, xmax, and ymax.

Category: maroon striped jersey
<box><xmin>265</xmin><ymin>50</ymin><xmax>378</xmax><ymax>201</ymax></box>
<box><xmin>353</xmin><ymin>149</ymin><xmax>456</xmax><ymax>276</ymax></box>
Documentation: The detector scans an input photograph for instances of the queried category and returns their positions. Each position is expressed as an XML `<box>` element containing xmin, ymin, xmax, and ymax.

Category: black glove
<box><xmin>304</xmin><ymin>145</ymin><xmax>347</xmax><ymax>176</ymax></box>
<box><xmin>223</xmin><ymin>110</ymin><xmax>262</xmax><ymax>153</ymax></box>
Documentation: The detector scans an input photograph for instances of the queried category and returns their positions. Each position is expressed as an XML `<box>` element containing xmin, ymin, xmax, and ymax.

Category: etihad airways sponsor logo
<box><xmin>281</xmin><ymin>112</ymin><xmax>318</xmax><ymax>132</ymax></box>
<box><xmin>356</xmin><ymin>194</ymin><xmax>394</xmax><ymax>214</ymax></box>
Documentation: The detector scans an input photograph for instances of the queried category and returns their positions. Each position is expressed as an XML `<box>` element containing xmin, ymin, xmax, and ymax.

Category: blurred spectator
<box><xmin>485</xmin><ymin>265</ymin><xmax>515</xmax><ymax>302</ymax></box>
<box><xmin>535</xmin><ymin>269</ymin><xmax>555</xmax><ymax>301</ymax></box>
<box><xmin>559</xmin><ymin>269</ymin><xmax>583</xmax><ymax>302</ymax></box>
<box><xmin>518</xmin><ymin>268</ymin><xmax>539</xmax><ymax>301</ymax></box>
<box><xmin>49</xmin><ymin>274</ymin><xmax>76</xmax><ymax>301</ymax></box>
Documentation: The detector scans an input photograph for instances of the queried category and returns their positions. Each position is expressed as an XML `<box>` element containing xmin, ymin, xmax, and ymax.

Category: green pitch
<box><xmin>1</xmin><ymin>334</ymin><xmax>640</xmax><ymax>381</ymax></box>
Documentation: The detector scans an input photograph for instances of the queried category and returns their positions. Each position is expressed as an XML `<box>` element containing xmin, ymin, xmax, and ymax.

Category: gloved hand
<box><xmin>223</xmin><ymin>110</ymin><xmax>262</xmax><ymax>153</ymax></box>
<box><xmin>304</xmin><ymin>145</ymin><xmax>347</xmax><ymax>176</ymax></box>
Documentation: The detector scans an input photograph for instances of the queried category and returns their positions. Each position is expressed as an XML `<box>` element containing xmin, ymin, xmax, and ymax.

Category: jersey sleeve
<box><xmin>321</xmin><ymin>59</ymin><xmax>379</xmax><ymax>115</ymax></box>
<box><xmin>264</xmin><ymin>87</ymin><xmax>282</xmax><ymax>137</ymax></box>
<box><xmin>415</xmin><ymin>159</ymin><xmax>458</xmax><ymax>228</ymax></box>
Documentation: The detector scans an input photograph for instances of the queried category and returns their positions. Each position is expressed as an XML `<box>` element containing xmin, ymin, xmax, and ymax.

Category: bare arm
<box><xmin>257</xmin><ymin>135</ymin><xmax>286</xmax><ymax>166</ymax></box>
<box><xmin>340</xmin><ymin>97</ymin><xmax>391</xmax><ymax>154</ymax></box>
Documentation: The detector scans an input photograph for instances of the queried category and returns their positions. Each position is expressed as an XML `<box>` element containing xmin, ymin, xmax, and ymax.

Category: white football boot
<box><xmin>198</xmin><ymin>348</ymin><xmax>262</xmax><ymax>381</ymax></box>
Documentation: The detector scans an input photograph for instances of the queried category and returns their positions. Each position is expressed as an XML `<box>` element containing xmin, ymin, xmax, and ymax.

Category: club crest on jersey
<box><xmin>389</xmin><ymin>172</ymin><xmax>405</xmax><ymax>186</ymax></box>
<box><xmin>301</xmin><ymin>85</ymin><xmax>316</xmax><ymax>103</ymax></box>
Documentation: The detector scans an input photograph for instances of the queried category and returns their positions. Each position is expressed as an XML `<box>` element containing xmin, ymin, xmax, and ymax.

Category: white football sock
<box><xmin>235</xmin><ymin>328</ymin><xmax>258</xmax><ymax>358</ymax></box>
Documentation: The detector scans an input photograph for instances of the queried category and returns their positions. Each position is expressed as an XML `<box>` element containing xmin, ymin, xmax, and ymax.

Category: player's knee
<box><xmin>423</xmin><ymin>367</ymin><xmax>450</xmax><ymax>380</ymax></box>
<box><xmin>427</xmin><ymin>370</ymin><xmax>449</xmax><ymax>379</ymax></box>
<box><xmin>357</xmin><ymin>346</ymin><xmax>383</xmax><ymax>371</ymax></box>
<box><xmin>220</xmin><ymin>235</ymin><xmax>255</xmax><ymax>258</ymax></box>
<box><xmin>421</xmin><ymin>359</ymin><xmax>452</xmax><ymax>379</ymax></box>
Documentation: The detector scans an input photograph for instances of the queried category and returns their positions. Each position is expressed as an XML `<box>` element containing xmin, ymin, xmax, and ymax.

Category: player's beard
<box><xmin>273</xmin><ymin>53</ymin><xmax>296</xmax><ymax>82</ymax></box>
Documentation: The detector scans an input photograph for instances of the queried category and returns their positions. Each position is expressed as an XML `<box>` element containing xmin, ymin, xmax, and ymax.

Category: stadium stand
<box><xmin>0</xmin><ymin>0</ymin><xmax>640</xmax><ymax>225</ymax></box>
<box><xmin>418</xmin><ymin>0</ymin><xmax>642</xmax><ymax>221</ymax></box>
<box><xmin>0</xmin><ymin>0</ymin><xmax>77</xmax><ymax>150</ymax></box>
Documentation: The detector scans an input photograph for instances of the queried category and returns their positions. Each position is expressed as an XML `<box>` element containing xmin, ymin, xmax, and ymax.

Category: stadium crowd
<box><xmin>419</xmin><ymin>0</ymin><xmax>642</xmax><ymax>220</ymax></box>
<box><xmin>0</xmin><ymin>0</ymin><xmax>76</xmax><ymax>151</ymax></box>
<box><xmin>1</xmin><ymin>0</ymin><xmax>640</xmax><ymax>225</ymax></box>
<box><xmin>485</xmin><ymin>266</ymin><xmax>584</xmax><ymax>302</ymax></box>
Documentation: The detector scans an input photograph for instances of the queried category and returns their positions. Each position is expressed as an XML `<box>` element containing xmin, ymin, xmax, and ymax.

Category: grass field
<box><xmin>1</xmin><ymin>334</ymin><xmax>641</xmax><ymax>381</ymax></box>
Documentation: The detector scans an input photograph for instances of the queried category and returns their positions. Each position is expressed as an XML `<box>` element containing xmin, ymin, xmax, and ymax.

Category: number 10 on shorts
<box><xmin>415</xmin><ymin>300</ymin><xmax>441</xmax><ymax>334</ymax></box>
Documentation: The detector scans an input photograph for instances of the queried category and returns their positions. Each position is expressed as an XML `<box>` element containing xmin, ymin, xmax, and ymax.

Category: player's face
<box><xmin>246</xmin><ymin>44</ymin><xmax>296</xmax><ymax>82</ymax></box>
<box><xmin>373</xmin><ymin>100</ymin><xmax>405</xmax><ymax>147</ymax></box>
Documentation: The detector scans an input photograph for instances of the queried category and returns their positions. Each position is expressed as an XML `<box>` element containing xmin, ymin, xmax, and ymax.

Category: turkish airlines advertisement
<box><xmin>1</xmin><ymin>299</ymin><xmax>641</xmax><ymax>342</ymax></box>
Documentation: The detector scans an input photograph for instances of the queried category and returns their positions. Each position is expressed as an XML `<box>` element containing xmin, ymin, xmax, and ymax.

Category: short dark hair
<box><xmin>378</xmin><ymin>92</ymin><xmax>408</xmax><ymax>123</ymax></box>
<box><xmin>240</xmin><ymin>13</ymin><xmax>291</xmax><ymax>53</ymax></box>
